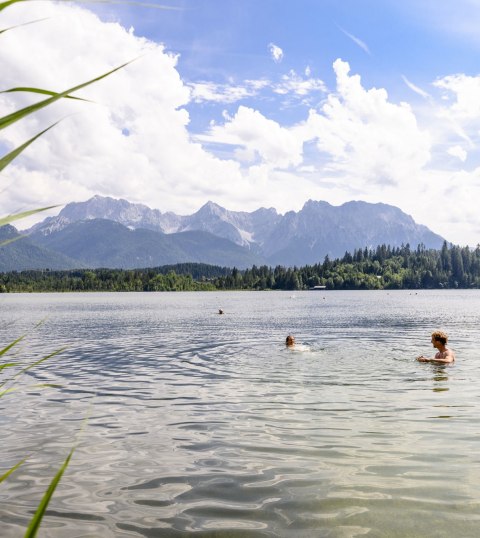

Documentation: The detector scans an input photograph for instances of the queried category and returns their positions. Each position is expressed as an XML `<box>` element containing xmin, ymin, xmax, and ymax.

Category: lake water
<box><xmin>1</xmin><ymin>290</ymin><xmax>480</xmax><ymax>537</ymax></box>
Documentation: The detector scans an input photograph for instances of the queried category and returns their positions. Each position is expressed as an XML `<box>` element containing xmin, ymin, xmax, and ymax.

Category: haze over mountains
<box><xmin>0</xmin><ymin>196</ymin><xmax>446</xmax><ymax>271</ymax></box>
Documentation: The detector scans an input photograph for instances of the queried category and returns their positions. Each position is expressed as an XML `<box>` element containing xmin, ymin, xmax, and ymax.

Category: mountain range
<box><xmin>0</xmin><ymin>195</ymin><xmax>446</xmax><ymax>271</ymax></box>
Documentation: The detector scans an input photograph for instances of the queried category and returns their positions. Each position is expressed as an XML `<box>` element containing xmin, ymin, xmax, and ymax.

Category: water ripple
<box><xmin>2</xmin><ymin>290</ymin><xmax>480</xmax><ymax>537</ymax></box>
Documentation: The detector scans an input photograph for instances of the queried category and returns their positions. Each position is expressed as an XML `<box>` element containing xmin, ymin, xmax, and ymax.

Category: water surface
<box><xmin>1</xmin><ymin>290</ymin><xmax>479</xmax><ymax>537</ymax></box>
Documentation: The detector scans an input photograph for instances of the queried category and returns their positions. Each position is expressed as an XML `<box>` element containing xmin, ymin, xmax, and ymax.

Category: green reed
<box><xmin>0</xmin><ymin>0</ymin><xmax>131</xmax><ymax>533</ymax></box>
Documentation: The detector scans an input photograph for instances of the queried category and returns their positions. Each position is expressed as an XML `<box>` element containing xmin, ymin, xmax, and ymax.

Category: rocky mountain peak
<box><xmin>23</xmin><ymin>195</ymin><xmax>446</xmax><ymax>268</ymax></box>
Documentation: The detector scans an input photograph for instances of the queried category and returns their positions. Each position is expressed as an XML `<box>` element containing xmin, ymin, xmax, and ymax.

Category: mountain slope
<box><xmin>263</xmin><ymin>200</ymin><xmax>445</xmax><ymax>265</ymax></box>
<box><xmin>0</xmin><ymin>225</ymin><xmax>81</xmax><ymax>271</ymax></box>
<box><xmin>30</xmin><ymin>219</ymin><xmax>266</xmax><ymax>269</ymax></box>
<box><xmin>24</xmin><ymin>195</ymin><xmax>447</xmax><ymax>269</ymax></box>
<box><xmin>28</xmin><ymin>196</ymin><xmax>281</xmax><ymax>249</ymax></box>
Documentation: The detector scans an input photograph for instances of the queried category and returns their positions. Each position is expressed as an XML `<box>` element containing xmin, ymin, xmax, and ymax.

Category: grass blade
<box><xmin>0</xmin><ymin>234</ymin><xmax>26</xmax><ymax>247</ymax></box>
<box><xmin>0</xmin><ymin>17</ymin><xmax>48</xmax><ymax>35</ymax></box>
<box><xmin>23</xmin><ymin>447</ymin><xmax>75</xmax><ymax>538</ymax></box>
<box><xmin>2</xmin><ymin>87</ymin><xmax>89</xmax><ymax>102</ymax></box>
<box><xmin>0</xmin><ymin>458</ymin><xmax>26</xmax><ymax>484</ymax></box>
<box><xmin>0</xmin><ymin>0</ymin><xmax>26</xmax><ymax>12</ymax></box>
<box><xmin>0</xmin><ymin>60</ymin><xmax>134</xmax><ymax>131</ymax></box>
<box><xmin>0</xmin><ymin>362</ymin><xmax>20</xmax><ymax>371</ymax></box>
<box><xmin>0</xmin><ymin>383</ymin><xmax>63</xmax><ymax>398</ymax></box>
<box><xmin>0</xmin><ymin>334</ymin><xmax>25</xmax><ymax>356</ymax></box>
<box><xmin>0</xmin><ymin>121</ymin><xmax>60</xmax><ymax>173</ymax></box>
<box><xmin>19</xmin><ymin>347</ymin><xmax>67</xmax><ymax>375</ymax></box>
<box><xmin>0</xmin><ymin>205</ymin><xmax>59</xmax><ymax>227</ymax></box>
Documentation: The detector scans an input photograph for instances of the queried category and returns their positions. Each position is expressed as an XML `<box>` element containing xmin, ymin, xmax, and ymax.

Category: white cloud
<box><xmin>3</xmin><ymin>2</ymin><xmax>480</xmax><ymax>246</ymax></box>
<box><xmin>430</xmin><ymin>73</ymin><xmax>480</xmax><ymax>153</ymax></box>
<box><xmin>274</xmin><ymin>70</ymin><xmax>327</xmax><ymax>96</ymax></box>
<box><xmin>298</xmin><ymin>59</ymin><xmax>431</xmax><ymax>189</ymax></box>
<box><xmin>188</xmin><ymin>81</ymin><xmax>259</xmax><ymax>103</ymax></box>
<box><xmin>434</xmin><ymin>73</ymin><xmax>480</xmax><ymax>119</ymax></box>
<box><xmin>200</xmin><ymin>106</ymin><xmax>303</xmax><ymax>169</ymax></box>
<box><xmin>402</xmin><ymin>75</ymin><xmax>430</xmax><ymax>99</ymax></box>
<box><xmin>189</xmin><ymin>71</ymin><xmax>325</xmax><ymax>105</ymax></box>
<box><xmin>447</xmin><ymin>145</ymin><xmax>467</xmax><ymax>162</ymax></box>
<box><xmin>339</xmin><ymin>27</ymin><xmax>371</xmax><ymax>55</ymax></box>
<box><xmin>268</xmin><ymin>42</ymin><xmax>284</xmax><ymax>63</ymax></box>
<box><xmin>0</xmin><ymin>2</ymin><xmax>249</xmax><ymax>218</ymax></box>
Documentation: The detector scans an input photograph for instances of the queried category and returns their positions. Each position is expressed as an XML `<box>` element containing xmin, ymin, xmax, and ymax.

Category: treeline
<box><xmin>1</xmin><ymin>242</ymin><xmax>480</xmax><ymax>292</ymax></box>
<box><xmin>214</xmin><ymin>242</ymin><xmax>480</xmax><ymax>290</ymax></box>
<box><xmin>0</xmin><ymin>264</ymin><xmax>229</xmax><ymax>293</ymax></box>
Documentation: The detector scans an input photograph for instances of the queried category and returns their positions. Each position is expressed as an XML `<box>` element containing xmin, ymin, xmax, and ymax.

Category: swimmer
<box><xmin>285</xmin><ymin>335</ymin><xmax>312</xmax><ymax>352</ymax></box>
<box><xmin>285</xmin><ymin>335</ymin><xmax>295</xmax><ymax>347</ymax></box>
<box><xmin>218</xmin><ymin>309</ymin><xmax>224</xmax><ymax>315</ymax></box>
<box><xmin>416</xmin><ymin>331</ymin><xmax>455</xmax><ymax>364</ymax></box>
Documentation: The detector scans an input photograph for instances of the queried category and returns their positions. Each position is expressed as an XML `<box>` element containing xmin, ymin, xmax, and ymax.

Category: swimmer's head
<box><xmin>285</xmin><ymin>335</ymin><xmax>295</xmax><ymax>347</ymax></box>
<box><xmin>431</xmin><ymin>330</ymin><xmax>448</xmax><ymax>346</ymax></box>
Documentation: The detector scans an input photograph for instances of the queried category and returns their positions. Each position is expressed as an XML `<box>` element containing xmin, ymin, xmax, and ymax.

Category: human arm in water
<box><xmin>416</xmin><ymin>349</ymin><xmax>455</xmax><ymax>364</ymax></box>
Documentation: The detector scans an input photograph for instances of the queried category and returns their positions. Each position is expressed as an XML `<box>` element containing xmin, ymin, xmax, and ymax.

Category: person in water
<box><xmin>285</xmin><ymin>335</ymin><xmax>295</xmax><ymax>347</ymax></box>
<box><xmin>417</xmin><ymin>331</ymin><xmax>455</xmax><ymax>364</ymax></box>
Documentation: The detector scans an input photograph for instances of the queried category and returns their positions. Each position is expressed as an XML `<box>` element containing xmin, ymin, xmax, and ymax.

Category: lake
<box><xmin>1</xmin><ymin>290</ymin><xmax>479</xmax><ymax>537</ymax></box>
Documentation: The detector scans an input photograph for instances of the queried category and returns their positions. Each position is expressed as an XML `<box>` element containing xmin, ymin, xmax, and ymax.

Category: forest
<box><xmin>1</xmin><ymin>241</ymin><xmax>479</xmax><ymax>292</ymax></box>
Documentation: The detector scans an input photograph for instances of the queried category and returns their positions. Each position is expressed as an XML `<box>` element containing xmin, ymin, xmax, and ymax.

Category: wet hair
<box><xmin>431</xmin><ymin>331</ymin><xmax>448</xmax><ymax>346</ymax></box>
<box><xmin>285</xmin><ymin>335</ymin><xmax>295</xmax><ymax>346</ymax></box>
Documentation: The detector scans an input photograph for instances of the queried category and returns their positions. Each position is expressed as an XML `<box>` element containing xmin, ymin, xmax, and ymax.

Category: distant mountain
<box><xmin>0</xmin><ymin>225</ymin><xmax>81</xmax><ymax>272</ymax></box>
<box><xmin>29</xmin><ymin>195</ymin><xmax>183</xmax><ymax>235</ymax></box>
<box><xmin>30</xmin><ymin>219</ymin><xmax>265</xmax><ymax>269</ymax></box>
<box><xmin>263</xmin><ymin>200</ymin><xmax>445</xmax><ymax>266</ymax></box>
<box><xmin>12</xmin><ymin>195</ymin><xmax>447</xmax><ymax>271</ymax></box>
<box><xmin>29</xmin><ymin>195</ymin><xmax>281</xmax><ymax>249</ymax></box>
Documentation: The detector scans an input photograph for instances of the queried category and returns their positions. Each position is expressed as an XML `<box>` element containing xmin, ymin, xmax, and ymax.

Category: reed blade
<box><xmin>0</xmin><ymin>458</ymin><xmax>26</xmax><ymax>484</ymax></box>
<box><xmin>0</xmin><ymin>334</ymin><xmax>25</xmax><ymax>356</ymax></box>
<box><xmin>0</xmin><ymin>122</ymin><xmax>59</xmax><ymax>173</ymax></box>
<box><xmin>0</xmin><ymin>17</ymin><xmax>48</xmax><ymax>34</ymax></box>
<box><xmin>0</xmin><ymin>235</ymin><xmax>26</xmax><ymax>247</ymax></box>
<box><xmin>0</xmin><ymin>0</ymin><xmax>26</xmax><ymax>12</ymax></box>
<box><xmin>0</xmin><ymin>60</ymin><xmax>134</xmax><ymax>131</ymax></box>
<box><xmin>0</xmin><ymin>205</ymin><xmax>59</xmax><ymax>227</ymax></box>
<box><xmin>0</xmin><ymin>362</ymin><xmax>19</xmax><ymax>371</ymax></box>
<box><xmin>19</xmin><ymin>347</ymin><xmax>67</xmax><ymax>374</ymax></box>
<box><xmin>2</xmin><ymin>87</ymin><xmax>88</xmax><ymax>102</ymax></box>
<box><xmin>23</xmin><ymin>447</ymin><xmax>75</xmax><ymax>538</ymax></box>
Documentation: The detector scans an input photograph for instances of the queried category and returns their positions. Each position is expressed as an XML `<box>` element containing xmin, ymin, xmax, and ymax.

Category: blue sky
<box><xmin>2</xmin><ymin>0</ymin><xmax>480</xmax><ymax>245</ymax></box>
<box><xmin>94</xmin><ymin>1</ymin><xmax>477</xmax><ymax>125</ymax></box>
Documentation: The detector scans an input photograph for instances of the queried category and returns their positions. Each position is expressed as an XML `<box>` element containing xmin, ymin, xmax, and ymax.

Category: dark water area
<box><xmin>1</xmin><ymin>290</ymin><xmax>479</xmax><ymax>537</ymax></box>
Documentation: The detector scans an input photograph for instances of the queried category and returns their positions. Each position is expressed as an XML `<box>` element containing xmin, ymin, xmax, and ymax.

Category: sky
<box><xmin>2</xmin><ymin>0</ymin><xmax>480</xmax><ymax>245</ymax></box>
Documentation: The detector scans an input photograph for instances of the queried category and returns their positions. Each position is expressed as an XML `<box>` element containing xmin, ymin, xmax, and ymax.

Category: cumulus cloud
<box><xmin>268</xmin><ymin>42</ymin><xmax>284</xmax><ymax>63</ymax></box>
<box><xmin>429</xmin><ymin>73</ymin><xmax>480</xmax><ymax>155</ymax></box>
<box><xmin>0</xmin><ymin>2</ymin><xmax>249</xmax><ymax>218</ymax></box>
<box><xmin>3</xmin><ymin>2</ymin><xmax>480</xmax><ymax>245</ymax></box>
<box><xmin>434</xmin><ymin>73</ymin><xmax>480</xmax><ymax>119</ymax></box>
<box><xmin>200</xmin><ymin>106</ymin><xmax>303</xmax><ymax>169</ymax></box>
<box><xmin>298</xmin><ymin>59</ymin><xmax>431</xmax><ymax>189</ymax></box>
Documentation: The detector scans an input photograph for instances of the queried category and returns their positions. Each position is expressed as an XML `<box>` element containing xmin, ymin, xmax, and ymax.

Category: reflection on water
<box><xmin>1</xmin><ymin>290</ymin><xmax>480</xmax><ymax>537</ymax></box>
<box><xmin>432</xmin><ymin>365</ymin><xmax>450</xmax><ymax>393</ymax></box>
